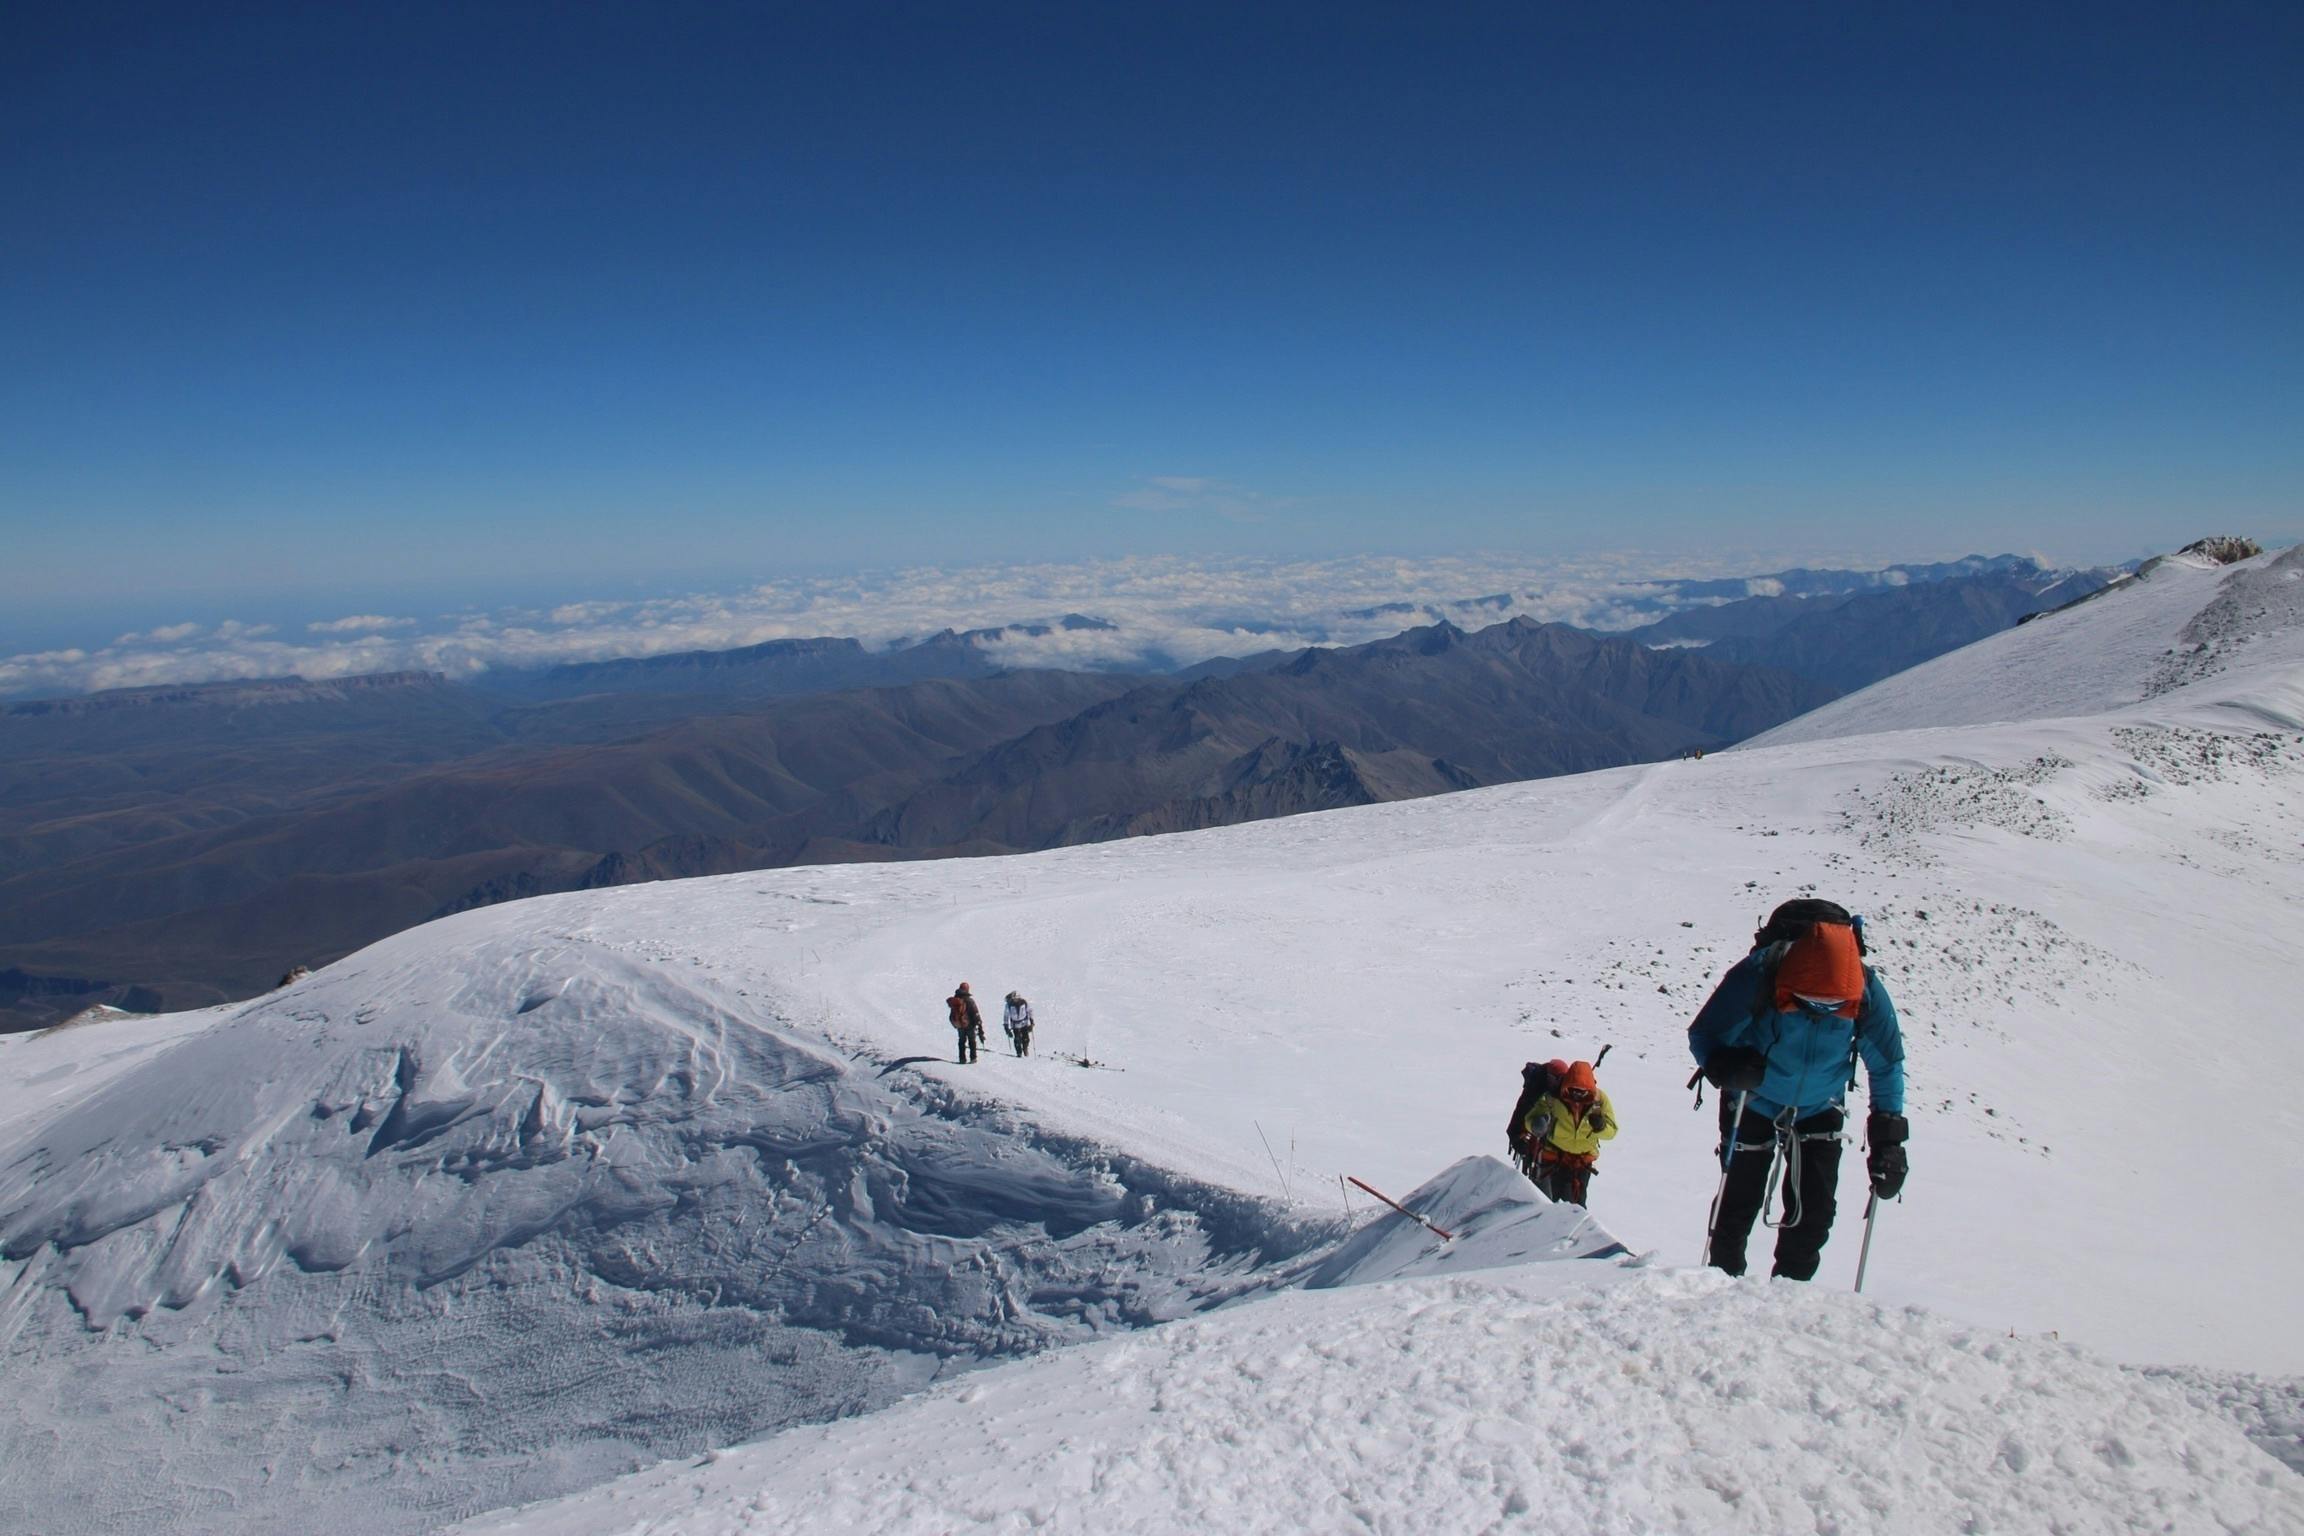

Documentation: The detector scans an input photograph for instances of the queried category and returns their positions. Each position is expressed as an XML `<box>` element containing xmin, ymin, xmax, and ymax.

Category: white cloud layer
<box><xmin>111</xmin><ymin>621</ymin><xmax>207</xmax><ymax>647</ymax></box>
<box><xmin>308</xmin><ymin>614</ymin><xmax>417</xmax><ymax>634</ymax></box>
<box><xmin>0</xmin><ymin>548</ymin><xmax>1978</xmax><ymax>698</ymax></box>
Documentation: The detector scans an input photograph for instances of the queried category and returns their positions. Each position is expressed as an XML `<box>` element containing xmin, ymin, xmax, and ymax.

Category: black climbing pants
<box><xmin>957</xmin><ymin>1028</ymin><xmax>979</xmax><ymax>1063</ymax></box>
<box><xmin>1011</xmin><ymin>1026</ymin><xmax>1032</xmax><ymax>1057</ymax></box>
<box><xmin>1706</xmin><ymin>1103</ymin><xmax>1844</xmax><ymax>1281</ymax></box>
<box><xmin>1534</xmin><ymin>1158</ymin><xmax>1592</xmax><ymax>1207</ymax></box>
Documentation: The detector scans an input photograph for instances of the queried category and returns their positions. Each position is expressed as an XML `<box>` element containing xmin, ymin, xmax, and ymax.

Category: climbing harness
<box><xmin>1755</xmin><ymin>1107</ymin><xmax>1844</xmax><ymax>1231</ymax></box>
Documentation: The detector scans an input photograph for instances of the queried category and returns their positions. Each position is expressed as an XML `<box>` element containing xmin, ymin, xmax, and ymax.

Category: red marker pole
<box><xmin>1346</xmin><ymin>1176</ymin><xmax>1455</xmax><ymax>1241</ymax></box>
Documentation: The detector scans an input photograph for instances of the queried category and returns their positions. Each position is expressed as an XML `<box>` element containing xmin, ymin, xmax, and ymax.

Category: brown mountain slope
<box><xmin>0</xmin><ymin>670</ymin><xmax>1141</xmax><ymax>1024</ymax></box>
<box><xmin>0</xmin><ymin>620</ymin><xmax>1834</xmax><ymax>1029</ymax></box>
<box><xmin>859</xmin><ymin>618</ymin><xmax>1831</xmax><ymax>850</ymax></box>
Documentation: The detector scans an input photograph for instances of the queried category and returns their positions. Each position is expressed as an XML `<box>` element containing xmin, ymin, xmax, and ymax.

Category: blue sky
<box><xmin>4</xmin><ymin>2</ymin><xmax>2299</xmax><ymax>651</ymax></box>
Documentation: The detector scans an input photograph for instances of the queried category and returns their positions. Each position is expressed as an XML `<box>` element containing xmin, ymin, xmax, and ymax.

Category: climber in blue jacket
<box><xmin>1688</xmin><ymin>898</ymin><xmax>1909</xmax><ymax>1280</ymax></box>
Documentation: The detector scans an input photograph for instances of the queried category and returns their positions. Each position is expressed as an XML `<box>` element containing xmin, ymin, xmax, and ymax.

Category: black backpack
<box><xmin>1753</xmin><ymin>897</ymin><xmax>1868</xmax><ymax>957</ymax></box>
<box><xmin>1507</xmin><ymin>1060</ymin><xmax>1560</xmax><ymax>1140</ymax></box>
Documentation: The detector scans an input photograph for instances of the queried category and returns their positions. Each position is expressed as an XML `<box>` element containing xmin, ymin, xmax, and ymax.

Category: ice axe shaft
<box><xmin>1346</xmin><ymin>1176</ymin><xmax>1455</xmax><ymax>1241</ymax></box>
<box><xmin>1854</xmin><ymin>1192</ymin><xmax>1880</xmax><ymax>1293</ymax></box>
<box><xmin>1699</xmin><ymin>1088</ymin><xmax>1750</xmax><ymax>1269</ymax></box>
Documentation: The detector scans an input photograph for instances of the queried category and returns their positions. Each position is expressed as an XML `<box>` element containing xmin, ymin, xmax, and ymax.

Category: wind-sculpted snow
<box><xmin>1305</xmin><ymin>1155</ymin><xmax>1631</xmax><ymax>1287</ymax></box>
<box><xmin>0</xmin><ymin>931</ymin><xmax>1337</xmax><ymax>1536</ymax></box>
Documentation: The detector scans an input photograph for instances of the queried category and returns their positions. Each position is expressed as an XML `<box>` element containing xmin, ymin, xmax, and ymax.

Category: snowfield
<box><xmin>3</xmin><ymin>546</ymin><xmax>2301</xmax><ymax>1534</ymax></box>
<box><xmin>454</xmin><ymin>1265</ymin><xmax>2297</xmax><ymax>1536</ymax></box>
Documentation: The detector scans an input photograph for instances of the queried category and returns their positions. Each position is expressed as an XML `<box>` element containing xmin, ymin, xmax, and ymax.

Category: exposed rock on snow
<box><xmin>1839</xmin><ymin>753</ymin><xmax>2077</xmax><ymax>861</ymax></box>
<box><xmin>2174</xmin><ymin>534</ymin><xmax>2264</xmax><ymax>566</ymax></box>
<box><xmin>41</xmin><ymin>1002</ymin><xmax>149</xmax><ymax>1035</ymax></box>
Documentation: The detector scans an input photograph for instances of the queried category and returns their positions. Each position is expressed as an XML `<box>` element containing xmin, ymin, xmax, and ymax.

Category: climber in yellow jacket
<box><xmin>1515</xmin><ymin>1058</ymin><xmax>1617</xmax><ymax>1207</ymax></box>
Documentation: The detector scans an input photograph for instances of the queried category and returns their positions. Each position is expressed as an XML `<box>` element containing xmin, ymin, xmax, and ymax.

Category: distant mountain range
<box><xmin>497</xmin><ymin>615</ymin><xmax>1119</xmax><ymax>703</ymax></box>
<box><xmin>858</xmin><ymin>618</ymin><xmax>1829</xmax><ymax>852</ymax></box>
<box><xmin>0</xmin><ymin>554</ymin><xmax>2118</xmax><ymax>1029</ymax></box>
<box><xmin>1614</xmin><ymin>559</ymin><xmax>2122</xmax><ymax>693</ymax></box>
<box><xmin>1334</xmin><ymin>552</ymin><xmax>2107</xmax><ymax>632</ymax></box>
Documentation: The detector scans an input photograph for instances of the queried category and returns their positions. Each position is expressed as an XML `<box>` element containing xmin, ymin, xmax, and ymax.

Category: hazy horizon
<box><xmin>0</xmin><ymin>540</ymin><xmax>2192</xmax><ymax>699</ymax></box>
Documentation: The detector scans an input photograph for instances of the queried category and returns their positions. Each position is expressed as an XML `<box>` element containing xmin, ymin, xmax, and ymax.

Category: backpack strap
<box><xmin>1747</xmin><ymin>941</ymin><xmax>1791</xmax><ymax>1034</ymax></box>
<box><xmin>1844</xmin><ymin>962</ymin><xmax>1876</xmax><ymax>1091</ymax></box>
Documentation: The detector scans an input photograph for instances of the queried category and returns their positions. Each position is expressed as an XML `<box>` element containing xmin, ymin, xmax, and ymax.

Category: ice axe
<box><xmin>1854</xmin><ymin>1192</ymin><xmax>1881</xmax><ymax>1293</ymax></box>
<box><xmin>1699</xmin><ymin>1088</ymin><xmax>1750</xmax><ymax>1270</ymax></box>
<box><xmin>1580</xmin><ymin>1043</ymin><xmax>1613</xmax><ymax>1134</ymax></box>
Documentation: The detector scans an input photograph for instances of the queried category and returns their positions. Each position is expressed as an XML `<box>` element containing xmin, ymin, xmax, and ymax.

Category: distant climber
<box><xmin>1510</xmin><ymin>1057</ymin><xmax>1616</xmax><ymax>1206</ymax></box>
<box><xmin>947</xmin><ymin>982</ymin><xmax>985</xmax><ymax>1063</ymax></box>
<box><xmin>276</xmin><ymin>965</ymin><xmax>310</xmax><ymax>989</ymax></box>
<box><xmin>1002</xmin><ymin>991</ymin><xmax>1035</xmax><ymax>1056</ymax></box>
<box><xmin>1688</xmin><ymin>898</ymin><xmax>1909</xmax><ymax>1281</ymax></box>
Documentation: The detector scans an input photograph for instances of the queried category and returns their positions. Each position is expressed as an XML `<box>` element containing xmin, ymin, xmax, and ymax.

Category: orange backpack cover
<box><xmin>1772</xmin><ymin>922</ymin><xmax>1866</xmax><ymax>1019</ymax></box>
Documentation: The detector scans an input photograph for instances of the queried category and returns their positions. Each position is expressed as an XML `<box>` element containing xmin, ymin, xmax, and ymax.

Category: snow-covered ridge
<box><xmin>1746</xmin><ymin>542</ymin><xmax>2304</xmax><ymax>746</ymax></box>
<box><xmin>3</xmin><ymin>543</ymin><xmax>2301</xmax><ymax>1533</ymax></box>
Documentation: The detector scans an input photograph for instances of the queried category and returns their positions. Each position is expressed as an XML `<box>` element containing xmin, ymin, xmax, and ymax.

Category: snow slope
<box><xmin>1748</xmin><ymin>542</ymin><xmax>2304</xmax><ymax>746</ymax></box>
<box><xmin>3</xmin><ymin>546</ymin><xmax>2301</xmax><ymax>1534</ymax></box>
<box><xmin>454</xmin><ymin>1266</ymin><xmax>2299</xmax><ymax>1536</ymax></box>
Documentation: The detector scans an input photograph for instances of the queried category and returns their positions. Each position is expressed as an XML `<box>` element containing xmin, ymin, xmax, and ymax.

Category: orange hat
<box><xmin>957</xmin><ymin>981</ymin><xmax>971</xmax><ymax>993</ymax></box>
<box><xmin>1774</xmin><ymin>923</ymin><xmax>1864</xmax><ymax>1019</ymax></box>
<box><xmin>1560</xmin><ymin>1060</ymin><xmax>1597</xmax><ymax>1101</ymax></box>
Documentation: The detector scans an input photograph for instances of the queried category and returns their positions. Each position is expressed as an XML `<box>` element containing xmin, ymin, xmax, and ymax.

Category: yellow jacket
<box><xmin>1520</xmin><ymin>1088</ymin><xmax>1618</xmax><ymax>1160</ymax></box>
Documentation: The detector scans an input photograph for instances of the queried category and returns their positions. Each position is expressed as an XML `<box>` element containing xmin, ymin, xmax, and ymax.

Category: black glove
<box><xmin>1585</xmin><ymin>1111</ymin><xmax>1609</xmax><ymax>1135</ymax></box>
<box><xmin>1867</xmin><ymin>1112</ymin><xmax>1909</xmax><ymax>1198</ymax></box>
<box><xmin>1702</xmin><ymin>1046</ymin><xmax>1767</xmax><ymax>1094</ymax></box>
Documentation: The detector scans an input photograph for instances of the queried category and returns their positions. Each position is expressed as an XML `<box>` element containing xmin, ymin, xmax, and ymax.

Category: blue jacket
<box><xmin>1687</xmin><ymin>950</ymin><xmax>1906</xmax><ymax>1118</ymax></box>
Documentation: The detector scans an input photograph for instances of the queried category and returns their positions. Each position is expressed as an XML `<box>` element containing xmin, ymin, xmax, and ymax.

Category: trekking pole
<box><xmin>1346</xmin><ymin>1177</ymin><xmax>1455</xmax><ymax>1241</ymax></box>
<box><xmin>1699</xmin><ymin>1089</ymin><xmax>1750</xmax><ymax>1269</ymax></box>
<box><xmin>1853</xmin><ymin>1193</ymin><xmax>1880</xmax><ymax>1293</ymax></box>
<box><xmin>1593</xmin><ymin>1043</ymin><xmax>1613</xmax><ymax>1069</ymax></box>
